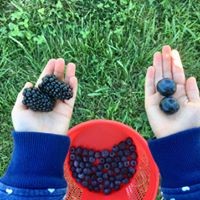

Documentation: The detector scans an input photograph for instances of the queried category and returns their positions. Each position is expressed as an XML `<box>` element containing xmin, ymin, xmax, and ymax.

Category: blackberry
<box><xmin>160</xmin><ymin>97</ymin><xmax>180</xmax><ymax>114</ymax></box>
<box><xmin>38</xmin><ymin>74</ymin><xmax>73</xmax><ymax>100</ymax></box>
<box><xmin>157</xmin><ymin>78</ymin><xmax>176</xmax><ymax>96</ymax></box>
<box><xmin>22</xmin><ymin>88</ymin><xmax>55</xmax><ymax>112</ymax></box>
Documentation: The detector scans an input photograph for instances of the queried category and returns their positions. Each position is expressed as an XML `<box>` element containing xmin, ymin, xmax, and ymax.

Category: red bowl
<box><xmin>64</xmin><ymin>119</ymin><xmax>159</xmax><ymax>200</ymax></box>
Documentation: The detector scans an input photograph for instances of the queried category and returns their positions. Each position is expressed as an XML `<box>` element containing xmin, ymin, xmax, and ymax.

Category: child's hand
<box><xmin>12</xmin><ymin>59</ymin><xmax>78</xmax><ymax>135</ymax></box>
<box><xmin>145</xmin><ymin>45</ymin><xmax>200</xmax><ymax>138</ymax></box>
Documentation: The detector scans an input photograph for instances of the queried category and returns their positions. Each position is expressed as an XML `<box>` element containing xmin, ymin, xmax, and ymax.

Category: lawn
<box><xmin>0</xmin><ymin>0</ymin><xmax>200</xmax><ymax>199</ymax></box>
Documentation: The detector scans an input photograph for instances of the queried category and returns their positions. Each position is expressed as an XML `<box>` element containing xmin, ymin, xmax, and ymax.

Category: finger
<box><xmin>65</xmin><ymin>63</ymin><xmax>76</xmax><ymax>83</ymax></box>
<box><xmin>145</xmin><ymin>66</ymin><xmax>156</xmax><ymax>97</ymax></box>
<box><xmin>154</xmin><ymin>52</ymin><xmax>163</xmax><ymax>85</ymax></box>
<box><xmin>64</xmin><ymin>77</ymin><xmax>78</xmax><ymax>107</ymax></box>
<box><xmin>14</xmin><ymin>82</ymin><xmax>33</xmax><ymax>110</ymax></box>
<box><xmin>36</xmin><ymin>59</ymin><xmax>55</xmax><ymax>86</ymax></box>
<box><xmin>186</xmin><ymin>77</ymin><xmax>200</xmax><ymax>102</ymax></box>
<box><xmin>54</xmin><ymin>58</ymin><xmax>65</xmax><ymax>81</ymax></box>
<box><xmin>162</xmin><ymin>45</ymin><xmax>172</xmax><ymax>79</ymax></box>
<box><xmin>171</xmin><ymin>50</ymin><xmax>186</xmax><ymax>85</ymax></box>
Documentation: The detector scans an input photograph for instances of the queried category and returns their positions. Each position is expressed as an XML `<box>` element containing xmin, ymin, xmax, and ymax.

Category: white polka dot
<box><xmin>170</xmin><ymin>198</ymin><xmax>176</xmax><ymax>200</ymax></box>
<box><xmin>6</xmin><ymin>188</ymin><xmax>13</xmax><ymax>194</ymax></box>
<box><xmin>48</xmin><ymin>188</ymin><xmax>55</xmax><ymax>193</ymax></box>
<box><xmin>181</xmin><ymin>186</ymin><xmax>190</xmax><ymax>191</ymax></box>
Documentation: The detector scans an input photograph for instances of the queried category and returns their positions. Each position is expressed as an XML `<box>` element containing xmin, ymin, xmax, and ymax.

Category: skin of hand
<box><xmin>145</xmin><ymin>45</ymin><xmax>200</xmax><ymax>138</ymax></box>
<box><xmin>12</xmin><ymin>58</ymin><xmax>78</xmax><ymax>136</ymax></box>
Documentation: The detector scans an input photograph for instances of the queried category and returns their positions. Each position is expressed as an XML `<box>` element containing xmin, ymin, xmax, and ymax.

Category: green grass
<box><xmin>0</xmin><ymin>0</ymin><xmax>200</xmax><ymax>199</ymax></box>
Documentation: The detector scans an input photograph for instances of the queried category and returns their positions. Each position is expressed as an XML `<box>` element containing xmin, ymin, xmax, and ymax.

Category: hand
<box><xmin>145</xmin><ymin>45</ymin><xmax>200</xmax><ymax>138</ymax></box>
<box><xmin>12</xmin><ymin>58</ymin><xmax>78</xmax><ymax>136</ymax></box>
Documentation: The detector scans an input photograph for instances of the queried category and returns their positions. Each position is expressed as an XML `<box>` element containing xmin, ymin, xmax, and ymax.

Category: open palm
<box><xmin>145</xmin><ymin>45</ymin><xmax>200</xmax><ymax>138</ymax></box>
<box><xmin>12</xmin><ymin>59</ymin><xmax>78</xmax><ymax>136</ymax></box>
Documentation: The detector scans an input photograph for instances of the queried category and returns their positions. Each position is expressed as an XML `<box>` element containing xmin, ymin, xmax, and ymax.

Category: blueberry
<box><xmin>116</xmin><ymin>174</ymin><xmax>123</xmax><ymax>181</ymax></box>
<box><xmin>129</xmin><ymin>145</ymin><xmax>136</xmax><ymax>152</ymax></box>
<box><xmin>78</xmin><ymin>173</ymin><xmax>84</xmax><ymax>179</ymax></box>
<box><xmin>85</xmin><ymin>176</ymin><xmax>90</xmax><ymax>181</ymax></box>
<box><xmin>85</xmin><ymin>163</ymin><xmax>92</xmax><ymax>168</ymax></box>
<box><xmin>101</xmin><ymin>150</ymin><xmax>109</xmax><ymax>158</ymax></box>
<box><xmin>104</xmin><ymin>180</ymin><xmax>110</xmax><ymax>187</ymax></box>
<box><xmin>129</xmin><ymin>167</ymin><xmax>136</xmax><ymax>174</ymax></box>
<box><xmin>114</xmin><ymin>185</ymin><xmax>120</xmax><ymax>191</ymax></box>
<box><xmin>73</xmin><ymin>160</ymin><xmax>79</xmax><ymax>167</ymax></box>
<box><xmin>104</xmin><ymin>163</ymin><xmax>110</xmax><ymax>169</ymax></box>
<box><xmin>114</xmin><ymin>157</ymin><xmax>120</xmax><ymax>162</ymax></box>
<box><xmin>126</xmin><ymin>137</ymin><xmax>133</xmax><ymax>145</ymax></box>
<box><xmin>96</xmin><ymin>171</ymin><xmax>103</xmax><ymax>177</ymax></box>
<box><xmin>109</xmin><ymin>152</ymin><xmax>115</xmax><ymax>157</ymax></box>
<box><xmin>82</xmin><ymin>149</ymin><xmax>88</xmax><ymax>156</ymax></box>
<box><xmin>100</xmin><ymin>158</ymin><xmax>105</xmax><ymax>164</ymax></box>
<box><xmin>111</xmin><ymin>162</ymin><xmax>117</xmax><ymax>168</ymax></box>
<box><xmin>82</xmin><ymin>181</ymin><xmax>88</xmax><ymax>187</ymax></box>
<box><xmin>83</xmin><ymin>168</ymin><xmax>91</xmax><ymax>175</ymax></box>
<box><xmin>130</xmin><ymin>152</ymin><xmax>137</xmax><ymax>159</ymax></box>
<box><xmin>119</xmin><ymin>141</ymin><xmax>126</xmax><ymax>150</ymax></box>
<box><xmin>127</xmin><ymin>173</ymin><xmax>133</xmax><ymax>178</ymax></box>
<box><xmin>124</xmin><ymin>161</ymin><xmax>129</xmax><ymax>167</ymax></box>
<box><xmin>76</xmin><ymin>168</ymin><xmax>82</xmax><ymax>174</ymax></box>
<box><xmin>106</xmin><ymin>157</ymin><xmax>112</xmax><ymax>163</ymax></box>
<box><xmin>118</xmin><ymin>150</ymin><xmax>123</xmax><ymax>156</ymax></box>
<box><xmin>70</xmin><ymin>147</ymin><xmax>75</xmax><ymax>153</ymax></box>
<box><xmin>121</xmin><ymin>168</ymin><xmax>129</xmax><ymax>174</ymax></box>
<box><xmin>109</xmin><ymin>182</ymin><xmax>114</xmax><ymax>189</ymax></box>
<box><xmin>95</xmin><ymin>151</ymin><xmax>101</xmax><ymax>158</ymax></box>
<box><xmin>94</xmin><ymin>187</ymin><xmax>100</xmax><ymax>192</ymax></box>
<box><xmin>91</xmin><ymin>180</ymin><xmax>98</xmax><ymax>186</ymax></box>
<box><xmin>108</xmin><ymin>170</ymin><xmax>114</xmax><ymax>176</ymax></box>
<box><xmin>160</xmin><ymin>97</ymin><xmax>180</xmax><ymax>114</ymax></box>
<box><xmin>89</xmin><ymin>150</ymin><xmax>95</xmax><ymax>156</ymax></box>
<box><xmin>76</xmin><ymin>147</ymin><xmax>83</xmax><ymax>155</ymax></box>
<box><xmin>79</xmin><ymin>162</ymin><xmax>85</xmax><ymax>168</ymax></box>
<box><xmin>130</xmin><ymin>160</ymin><xmax>136</xmax><ymax>166</ymax></box>
<box><xmin>112</xmin><ymin>145</ymin><xmax>119</xmax><ymax>152</ymax></box>
<box><xmin>115</xmin><ymin>180</ymin><xmax>121</xmax><ymax>185</ymax></box>
<box><xmin>92</xmin><ymin>166</ymin><xmax>97</xmax><ymax>172</ymax></box>
<box><xmin>70</xmin><ymin>154</ymin><xmax>75</xmax><ymax>160</ymax></box>
<box><xmin>97</xmin><ymin>177</ymin><xmax>103</xmax><ymax>183</ymax></box>
<box><xmin>104</xmin><ymin>188</ymin><xmax>111</xmax><ymax>195</ymax></box>
<box><xmin>118</xmin><ymin>162</ymin><xmax>124</xmax><ymax>168</ymax></box>
<box><xmin>114</xmin><ymin>168</ymin><xmax>120</xmax><ymax>173</ymax></box>
<box><xmin>83</xmin><ymin>157</ymin><xmax>88</xmax><ymax>162</ymax></box>
<box><xmin>89</xmin><ymin>157</ymin><xmax>95</xmax><ymax>163</ymax></box>
<box><xmin>97</xmin><ymin>164</ymin><xmax>104</xmax><ymax>171</ymax></box>
<box><xmin>122</xmin><ymin>178</ymin><xmax>129</xmax><ymax>184</ymax></box>
<box><xmin>157</xmin><ymin>78</ymin><xmax>176</xmax><ymax>96</ymax></box>
<box><xmin>121</xmin><ymin>156</ymin><xmax>127</xmax><ymax>162</ymax></box>
<box><xmin>103</xmin><ymin>173</ymin><xmax>108</xmax><ymax>180</ymax></box>
<box><xmin>124</xmin><ymin>150</ymin><xmax>131</xmax><ymax>156</ymax></box>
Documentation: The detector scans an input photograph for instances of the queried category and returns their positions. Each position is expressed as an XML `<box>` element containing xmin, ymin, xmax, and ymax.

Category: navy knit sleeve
<box><xmin>148</xmin><ymin>128</ymin><xmax>200</xmax><ymax>200</ymax></box>
<box><xmin>0</xmin><ymin>131</ymin><xmax>70</xmax><ymax>199</ymax></box>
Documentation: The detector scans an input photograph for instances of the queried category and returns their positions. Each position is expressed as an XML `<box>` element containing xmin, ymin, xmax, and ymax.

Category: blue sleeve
<box><xmin>148</xmin><ymin>128</ymin><xmax>200</xmax><ymax>200</ymax></box>
<box><xmin>0</xmin><ymin>131</ymin><xmax>70</xmax><ymax>200</ymax></box>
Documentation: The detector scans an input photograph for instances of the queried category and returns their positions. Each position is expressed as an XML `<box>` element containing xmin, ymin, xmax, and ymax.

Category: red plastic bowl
<box><xmin>64</xmin><ymin>120</ymin><xmax>159</xmax><ymax>200</ymax></box>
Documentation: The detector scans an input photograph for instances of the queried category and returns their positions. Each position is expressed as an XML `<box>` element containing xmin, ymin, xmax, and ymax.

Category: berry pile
<box><xmin>22</xmin><ymin>75</ymin><xmax>73</xmax><ymax>112</ymax></box>
<box><xmin>69</xmin><ymin>137</ymin><xmax>137</xmax><ymax>195</ymax></box>
<box><xmin>157</xmin><ymin>78</ymin><xmax>179</xmax><ymax>114</ymax></box>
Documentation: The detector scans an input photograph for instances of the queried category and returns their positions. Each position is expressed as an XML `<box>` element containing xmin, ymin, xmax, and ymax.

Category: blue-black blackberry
<box><xmin>38</xmin><ymin>74</ymin><xmax>73</xmax><ymax>100</ymax></box>
<box><xmin>22</xmin><ymin>88</ymin><xmax>55</xmax><ymax>112</ymax></box>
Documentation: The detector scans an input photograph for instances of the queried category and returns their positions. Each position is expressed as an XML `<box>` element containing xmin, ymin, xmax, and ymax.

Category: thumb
<box><xmin>13</xmin><ymin>82</ymin><xmax>33</xmax><ymax>111</ymax></box>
